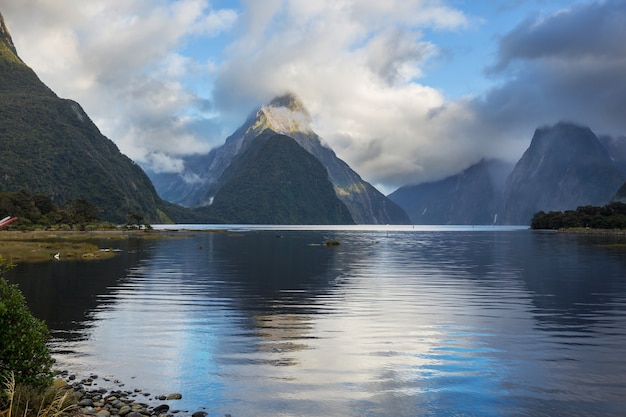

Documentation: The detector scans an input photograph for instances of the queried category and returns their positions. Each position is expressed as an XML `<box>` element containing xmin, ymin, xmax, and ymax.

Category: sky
<box><xmin>1</xmin><ymin>0</ymin><xmax>625</xmax><ymax>193</ymax></box>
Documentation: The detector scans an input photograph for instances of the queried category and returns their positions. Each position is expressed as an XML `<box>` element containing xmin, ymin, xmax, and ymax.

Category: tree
<box><xmin>64</xmin><ymin>198</ymin><xmax>100</xmax><ymax>225</ymax></box>
<box><xmin>531</xmin><ymin>202</ymin><xmax>626</xmax><ymax>229</ymax></box>
<box><xmin>0</xmin><ymin>259</ymin><xmax>54</xmax><ymax>390</ymax></box>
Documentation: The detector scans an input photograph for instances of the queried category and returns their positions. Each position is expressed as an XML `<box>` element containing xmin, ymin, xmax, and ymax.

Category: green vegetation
<box><xmin>0</xmin><ymin>90</ymin><xmax>165</xmax><ymax>223</ymax></box>
<box><xmin>0</xmin><ymin>261</ymin><xmax>54</xmax><ymax>390</ymax></box>
<box><xmin>0</xmin><ymin>190</ymin><xmax>109</xmax><ymax>230</ymax></box>
<box><xmin>0</xmin><ymin>231</ymin><xmax>112</xmax><ymax>263</ymax></box>
<box><xmin>531</xmin><ymin>202</ymin><xmax>626</xmax><ymax>229</ymax></box>
<box><xmin>200</xmin><ymin>133</ymin><xmax>355</xmax><ymax>224</ymax></box>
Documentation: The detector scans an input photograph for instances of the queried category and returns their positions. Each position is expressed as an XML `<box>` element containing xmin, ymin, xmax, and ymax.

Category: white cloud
<box><xmin>213</xmin><ymin>0</ymin><xmax>490</xmax><ymax>189</ymax></box>
<box><xmin>2</xmin><ymin>0</ymin><xmax>480</xmax><ymax>189</ymax></box>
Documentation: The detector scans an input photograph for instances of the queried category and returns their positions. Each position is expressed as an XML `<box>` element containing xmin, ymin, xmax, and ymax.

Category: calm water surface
<box><xmin>7</xmin><ymin>226</ymin><xmax>626</xmax><ymax>416</ymax></box>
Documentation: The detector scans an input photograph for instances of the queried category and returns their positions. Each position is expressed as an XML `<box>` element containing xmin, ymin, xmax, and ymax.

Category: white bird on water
<box><xmin>53</xmin><ymin>253</ymin><xmax>60</xmax><ymax>260</ymax></box>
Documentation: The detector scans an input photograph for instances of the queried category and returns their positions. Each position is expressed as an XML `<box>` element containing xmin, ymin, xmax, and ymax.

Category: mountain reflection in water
<box><xmin>7</xmin><ymin>227</ymin><xmax>626</xmax><ymax>417</ymax></box>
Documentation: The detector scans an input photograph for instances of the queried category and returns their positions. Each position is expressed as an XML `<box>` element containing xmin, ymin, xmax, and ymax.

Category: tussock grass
<box><xmin>0</xmin><ymin>233</ymin><xmax>112</xmax><ymax>263</ymax></box>
<box><xmin>1</xmin><ymin>373</ymin><xmax>77</xmax><ymax>417</ymax></box>
<box><xmin>0</xmin><ymin>230</ymin><xmax>125</xmax><ymax>262</ymax></box>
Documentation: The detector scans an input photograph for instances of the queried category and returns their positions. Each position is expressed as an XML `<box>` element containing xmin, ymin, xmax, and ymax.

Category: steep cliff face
<box><xmin>0</xmin><ymin>11</ymin><xmax>169</xmax><ymax>223</ymax></box>
<box><xmin>599</xmin><ymin>134</ymin><xmax>626</xmax><ymax>177</ymax></box>
<box><xmin>150</xmin><ymin>94</ymin><xmax>410</xmax><ymax>224</ymax></box>
<box><xmin>501</xmin><ymin>122</ymin><xmax>624</xmax><ymax>224</ymax></box>
<box><xmin>389</xmin><ymin>159</ymin><xmax>512</xmax><ymax>225</ymax></box>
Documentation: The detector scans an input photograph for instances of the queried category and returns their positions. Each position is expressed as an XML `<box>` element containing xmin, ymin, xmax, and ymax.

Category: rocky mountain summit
<box><xmin>150</xmin><ymin>94</ymin><xmax>409</xmax><ymax>224</ymax></box>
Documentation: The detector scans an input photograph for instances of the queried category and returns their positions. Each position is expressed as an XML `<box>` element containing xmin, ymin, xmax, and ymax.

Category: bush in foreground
<box><xmin>0</xmin><ymin>259</ymin><xmax>54</xmax><ymax>391</ymax></box>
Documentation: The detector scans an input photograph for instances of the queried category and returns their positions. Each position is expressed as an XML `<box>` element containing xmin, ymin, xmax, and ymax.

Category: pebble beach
<box><xmin>54</xmin><ymin>370</ymin><xmax>226</xmax><ymax>417</ymax></box>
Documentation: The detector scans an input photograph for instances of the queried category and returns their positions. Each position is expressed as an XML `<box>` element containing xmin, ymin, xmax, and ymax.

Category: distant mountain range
<box><xmin>4</xmin><ymin>9</ymin><xmax>626</xmax><ymax>226</ymax></box>
<box><xmin>388</xmin><ymin>159</ymin><xmax>512</xmax><ymax>225</ymax></box>
<box><xmin>148</xmin><ymin>94</ymin><xmax>409</xmax><ymax>225</ymax></box>
<box><xmin>390</xmin><ymin>122</ymin><xmax>626</xmax><ymax>225</ymax></box>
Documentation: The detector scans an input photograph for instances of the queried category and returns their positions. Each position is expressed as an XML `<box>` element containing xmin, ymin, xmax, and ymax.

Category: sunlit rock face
<box><xmin>149</xmin><ymin>93</ymin><xmax>410</xmax><ymax>225</ymax></box>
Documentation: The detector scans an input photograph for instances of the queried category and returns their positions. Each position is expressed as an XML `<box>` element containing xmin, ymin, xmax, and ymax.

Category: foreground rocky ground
<box><xmin>55</xmin><ymin>370</ymin><xmax>229</xmax><ymax>417</ymax></box>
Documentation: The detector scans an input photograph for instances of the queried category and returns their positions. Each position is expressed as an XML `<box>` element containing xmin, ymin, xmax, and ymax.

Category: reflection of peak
<box><xmin>258</xmin><ymin>93</ymin><xmax>312</xmax><ymax>134</ymax></box>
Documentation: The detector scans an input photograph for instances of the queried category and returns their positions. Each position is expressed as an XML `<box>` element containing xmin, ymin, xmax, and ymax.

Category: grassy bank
<box><xmin>0</xmin><ymin>230</ymin><xmax>185</xmax><ymax>263</ymax></box>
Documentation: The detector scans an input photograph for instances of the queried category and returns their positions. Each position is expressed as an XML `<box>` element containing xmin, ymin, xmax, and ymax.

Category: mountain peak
<box><xmin>269</xmin><ymin>93</ymin><xmax>309</xmax><ymax>113</ymax></box>
<box><xmin>532</xmin><ymin>121</ymin><xmax>596</xmax><ymax>146</ymax></box>
<box><xmin>502</xmin><ymin>122</ymin><xmax>623</xmax><ymax>224</ymax></box>
<box><xmin>0</xmin><ymin>11</ymin><xmax>21</xmax><ymax>62</ymax></box>
<box><xmin>253</xmin><ymin>93</ymin><xmax>313</xmax><ymax>135</ymax></box>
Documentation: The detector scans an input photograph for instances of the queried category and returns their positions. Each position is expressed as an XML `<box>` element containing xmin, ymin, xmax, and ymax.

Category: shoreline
<box><xmin>54</xmin><ymin>369</ymin><xmax>218</xmax><ymax>417</ymax></box>
<box><xmin>558</xmin><ymin>227</ymin><xmax>626</xmax><ymax>236</ymax></box>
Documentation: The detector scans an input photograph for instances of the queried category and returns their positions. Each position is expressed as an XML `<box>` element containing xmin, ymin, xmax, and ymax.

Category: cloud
<box><xmin>0</xmin><ymin>0</ymin><xmax>481</xmax><ymax>189</ymax></box>
<box><xmin>473</xmin><ymin>0</ymin><xmax>626</xmax><ymax>139</ymax></box>
<box><xmin>212</xmin><ymin>0</ymin><xmax>477</xmax><ymax>190</ymax></box>
<box><xmin>2</xmin><ymin>0</ymin><xmax>624</xmax><ymax>192</ymax></box>
<box><xmin>492</xmin><ymin>2</ymin><xmax>626</xmax><ymax>71</ymax></box>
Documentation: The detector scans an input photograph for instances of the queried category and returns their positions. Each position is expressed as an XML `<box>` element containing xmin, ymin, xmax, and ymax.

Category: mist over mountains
<box><xmin>390</xmin><ymin>122</ymin><xmax>626</xmax><ymax>225</ymax></box>
<box><xmin>388</xmin><ymin>159</ymin><xmax>513</xmax><ymax>225</ymax></box>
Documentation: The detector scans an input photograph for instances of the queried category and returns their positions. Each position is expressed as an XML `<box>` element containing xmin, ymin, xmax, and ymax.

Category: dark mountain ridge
<box><xmin>0</xmin><ymin>11</ymin><xmax>177</xmax><ymax>223</ymax></box>
<box><xmin>501</xmin><ymin>122</ymin><xmax>624</xmax><ymax>224</ymax></box>
<box><xmin>191</xmin><ymin>132</ymin><xmax>355</xmax><ymax>224</ymax></box>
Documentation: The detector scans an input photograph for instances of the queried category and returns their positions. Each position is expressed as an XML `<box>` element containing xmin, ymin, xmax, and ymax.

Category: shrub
<box><xmin>0</xmin><ymin>260</ymin><xmax>54</xmax><ymax>391</ymax></box>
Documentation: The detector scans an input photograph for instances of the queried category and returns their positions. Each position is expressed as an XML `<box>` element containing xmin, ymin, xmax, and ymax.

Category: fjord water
<box><xmin>7</xmin><ymin>227</ymin><xmax>626</xmax><ymax>416</ymax></box>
